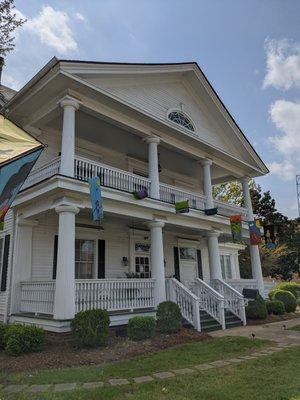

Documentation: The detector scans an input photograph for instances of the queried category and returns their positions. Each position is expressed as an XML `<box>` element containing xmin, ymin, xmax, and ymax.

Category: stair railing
<box><xmin>193</xmin><ymin>278</ymin><xmax>226</xmax><ymax>330</ymax></box>
<box><xmin>212</xmin><ymin>279</ymin><xmax>246</xmax><ymax>326</ymax></box>
<box><xmin>166</xmin><ymin>278</ymin><xmax>201</xmax><ymax>331</ymax></box>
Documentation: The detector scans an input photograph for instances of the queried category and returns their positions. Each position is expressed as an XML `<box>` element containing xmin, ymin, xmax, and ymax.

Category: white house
<box><xmin>0</xmin><ymin>58</ymin><xmax>269</xmax><ymax>332</ymax></box>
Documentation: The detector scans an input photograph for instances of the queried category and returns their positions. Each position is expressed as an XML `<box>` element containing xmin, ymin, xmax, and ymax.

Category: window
<box><xmin>0</xmin><ymin>238</ymin><xmax>4</xmax><ymax>286</ymax></box>
<box><xmin>220</xmin><ymin>255</ymin><xmax>232</xmax><ymax>279</ymax></box>
<box><xmin>75</xmin><ymin>239</ymin><xmax>95</xmax><ymax>279</ymax></box>
<box><xmin>135</xmin><ymin>256</ymin><xmax>151</xmax><ymax>278</ymax></box>
<box><xmin>168</xmin><ymin>111</ymin><xmax>195</xmax><ymax>132</ymax></box>
<box><xmin>179</xmin><ymin>247</ymin><xmax>196</xmax><ymax>261</ymax></box>
<box><xmin>135</xmin><ymin>243</ymin><xmax>150</xmax><ymax>253</ymax></box>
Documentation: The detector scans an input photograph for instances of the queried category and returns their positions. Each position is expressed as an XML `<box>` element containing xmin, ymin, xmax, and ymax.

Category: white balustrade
<box><xmin>20</xmin><ymin>281</ymin><xmax>55</xmax><ymax>315</ymax></box>
<box><xmin>212</xmin><ymin>279</ymin><xmax>246</xmax><ymax>325</ymax></box>
<box><xmin>193</xmin><ymin>278</ymin><xmax>226</xmax><ymax>329</ymax></box>
<box><xmin>22</xmin><ymin>157</ymin><xmax>61</xmax><ymax>190</ymax></box>
<box><xmin>19</xmin><ymin>279</ymin><xmax>155</xmax><ymax>315</ymax></box>
<box><xmin>226</xmin><ymin>279</ymin><xmax>259</xmax><ymax>294</ymax></box>
<box><xmin>75</xmin><ymin>279</ymin><xmax>155</xmax><ymax>312</ymax></box>
<box><xmin>22</xmin><ymin>155</ymin><xmax>247</xmax><ymax>217</ymax></box>
<box><xmin>166</xmin><ymin>278</ymin><xmax>201</xmax><ymax>331</ymax></box>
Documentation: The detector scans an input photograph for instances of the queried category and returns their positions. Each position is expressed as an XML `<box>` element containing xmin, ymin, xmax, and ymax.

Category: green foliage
<box><xmin>4</xmin><ymin>324</ymin><xmax>45</xmax><ymax>356</ymax></box>
<box><xmin>0</xmin><ymin>323</ymin><xmax>8</xmax><ymax>349</ymax></box>
<box><xmin>156</xmin><ymin>301</ymin><xmax>182</xmax><ymax>333</ymax></box>
<box><xmin>127</xmin><ymin>316</ymin><xmax>156</xmax><ymax>341</ymax></box>
<box><xmin>266</xmin><ymin>300</ymin><xmax>285</xmax><ymax>315</ymax></box>
<box><xmin>71</xmin><ymin>309</ymin><xmax>110</xmax><ymax>348</ymax></box>
<box><xmin>245</xmin><ymin>294</ymin><xmax>268</xmax><ymax>320</ymax></box>
<box><xmin>273</xmin><ymin>282</ymin><xmax>300</xmax><ymax>299</ymax></box>
<box><xmin>0</xmin><ymin>0</ymin><xmax>26</xmax><ymax>56</ymax></box>
<box><xmin>269</xmin><ymin>290</ymin><xmax>297</xmax><ymax>313</ymax></box>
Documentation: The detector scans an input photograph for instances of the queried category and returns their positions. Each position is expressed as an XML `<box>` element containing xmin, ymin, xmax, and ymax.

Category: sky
<box><xmin>2</xmin><ymin>0</ymin><xmax>300</xmax><ymax>218</ymax></box>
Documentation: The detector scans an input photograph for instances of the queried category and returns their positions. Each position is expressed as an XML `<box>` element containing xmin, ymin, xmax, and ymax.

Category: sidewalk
<box><xmin>210</xmin><ymin>317</ymin><xmax>300</xmax><ymax>345</ymax></box>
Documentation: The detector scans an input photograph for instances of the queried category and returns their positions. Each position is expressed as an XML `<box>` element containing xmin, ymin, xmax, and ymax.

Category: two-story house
<box><xmin>0</xmin><ymin>58</ymin><xmax>269</xmax><ymax>333</ymax></box>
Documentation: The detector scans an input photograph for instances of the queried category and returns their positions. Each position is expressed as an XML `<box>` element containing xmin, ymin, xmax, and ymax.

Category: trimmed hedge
<box><xmin>270</xmin><ymin>290</ymin><xmax>297</xmax><ymax>313</ymax></box>
<box><xmin>127</xmin><ymin>316</ymin><xmax>156</xmax><ymax>341</ymax></box>
<box><xmin>275</xmin><ymin>282</ymin><xmax>300</xmax><ymax>299</ymax></box>
<box><xmin>71</xmin><ymin>309</ymin><xmax>110</xmax><ymax>348</ymax></box>
<box><xmin>0</xmin><ymin>323</ymin><xmax>8</xmax><ymax>349</ymax></box>
<box><xmin>5</xmin><ymin>325</ymin><xmax>45</xmax><ymax>356</ymax></box>
<box><xmin>245</xmin><ymin>294</ymin><xmax>268</xmax><ymax>320</ymax></box>
<box><xmin>156</xmin><ymin>301</ymin><xmax>182</xmax><ymax>333</ymax></box>
<box><xmin>266</xmin><ymin>300</ymin><xmax>285</xmax><ymax>315</ymax></box>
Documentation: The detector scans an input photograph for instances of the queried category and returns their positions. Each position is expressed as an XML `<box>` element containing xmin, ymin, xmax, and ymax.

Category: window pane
<box><xmin>220</xmin><ymin>255</ymin><xmax>226</xmax><ymax>279</ymax></box>
<box><xmin>179</xmin><ymin>247</ymin><xmax>196</xmax><ymax>260</ymax></box>
<box><xmin>75</xmin><ymin>239</ymin><xmax>94</xmax><ymax>279</ymax></box>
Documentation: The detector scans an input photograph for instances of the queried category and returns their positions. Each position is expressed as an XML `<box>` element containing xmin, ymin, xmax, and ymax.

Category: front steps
<box><xmin>199</xmin><ymin>310</ymin><xmax>243</xmax><ymax>332</ymax></box>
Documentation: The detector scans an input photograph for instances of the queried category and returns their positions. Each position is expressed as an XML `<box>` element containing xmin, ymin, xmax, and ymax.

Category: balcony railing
<box><xmin>21</xmin><ymin>156</ymin><xmax>248</xmax><ymax>216</ymax></box>
<box><xmin>20</xmin><ymin>279</ymin><xmax>155</xmax><ymax>315</ymax></box>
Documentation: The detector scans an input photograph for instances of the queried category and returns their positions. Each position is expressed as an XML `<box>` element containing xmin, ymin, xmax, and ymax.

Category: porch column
<box><xmin>53</xmin><ymin>205</ymin><xmax>79</xmax><ymax>320</ymax></box>
<box><xmin>59</xmin><ymin>96</ymin><xmax>79</xmax><ymax>177</ymax></box>
<box><xmin>201</xmin><ymin>158</ymin><xmax>214</xmax><ymax>209</ymax></box>
<box><xmin>145</xmin><ymin>137</ymin><xmax>160</xmax><ymax>199</ymax></box>
<box><xmin>241</xmin><ymin>177</ymin><xmax>264</xmax><ymax>296</ymax></box>
<box><xmin>148</xmin><ymin>220</ymin><xmax>166</xmax><ymax>306</ymax></box>
<box><xmin>207</xmin><ymin>231</ymin><xmax>223</xmax><ymax>280</ymax></box>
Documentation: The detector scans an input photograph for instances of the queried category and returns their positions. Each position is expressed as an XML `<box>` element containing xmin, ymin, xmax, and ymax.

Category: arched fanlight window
<box><xmin>168</xmin><ymin>111</ymin><xmax>195</xmax><ymax>132</ymax></box>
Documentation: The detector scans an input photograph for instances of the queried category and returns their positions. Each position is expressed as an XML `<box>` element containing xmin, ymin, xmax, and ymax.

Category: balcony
<box><xmin>22</xmin><ymin>156</ymin><xmax>247</xmax><ymax>217</ymax></box>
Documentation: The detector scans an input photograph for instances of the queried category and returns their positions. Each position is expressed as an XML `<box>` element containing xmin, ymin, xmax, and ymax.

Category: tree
<box><xmin>214</xmin><ymin>181</ymin><xmax>300</xmax><ymax>281</ymax></box>
<box><xmin>0</xmin><ymin>0</ymin><xmax>25</xmax><ymax>57</ymax></box>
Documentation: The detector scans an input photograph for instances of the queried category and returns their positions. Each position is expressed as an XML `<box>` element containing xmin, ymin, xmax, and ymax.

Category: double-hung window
<box><xmin>220</xmin><ymin>254</ymin><xmax>232</xmax><ymax>280</ymax></box>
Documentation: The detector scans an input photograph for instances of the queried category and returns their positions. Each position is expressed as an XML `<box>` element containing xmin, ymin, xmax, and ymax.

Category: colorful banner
<box><xmin>248</xmin><ymin>220</ymin><xmax>262</xmax><ymax>245</ymax></box>
<box><xmin>230</xmin><ymin>215</ymin><xmax>242</xmax><ymax>243</ymax></box>
<box><xmin>89</xmin><ymin>177</ymin><xmax>103</xmax><ymax>221</ymax></box>
<box><xmin>175</xmin><ymin>200</ymin><xmax>189</xmax><ymax>214</ymax></box>
<box><xmin>263</xmin><ymin>224</ymin><xmax>277</xmax><ymax>249</ymax></box>
<box><xmin>0</xmin><ymin>148</ymin><xmax>43</xmax><ymax>224</ymax></box>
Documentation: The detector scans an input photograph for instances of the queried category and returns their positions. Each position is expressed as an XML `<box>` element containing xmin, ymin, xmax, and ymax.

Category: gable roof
<box><xmin>1</xmin><ymin>57</ymin><xmax>269</xmax><ymax>175</ymax></box>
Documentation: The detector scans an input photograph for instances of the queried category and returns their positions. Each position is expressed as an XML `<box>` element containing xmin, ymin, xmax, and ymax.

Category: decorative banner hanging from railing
<box><xmin>175</xmin><ymin>200</ymin><xmax>189</xmax><ymax>214</ymax></box>
<box><xmin>89</xmin><ymin>176</ymin><xmax>103</xmax><ymax>221</ymax></box>
<box><xmin>132</xmin><ymin>188</ymin><xmax>148</xmax><ymax>200</ymax></box>
<box><xmin>263</xmin><ymin>224</ymin><xmax>277</xmax><ymax>249</ymax></box>
<box><xmin>248</xmin><ymin>219</ymin><xmax>262</xmax><ymax>245</ymax></box>
<box><xmin>230</xmin><ymin>215</ymin><xmax>242</xmax><ymax>242</ymax></box>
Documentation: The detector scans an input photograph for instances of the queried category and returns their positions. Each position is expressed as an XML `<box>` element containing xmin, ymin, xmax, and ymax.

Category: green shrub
<box><xmin>156</xmin><ymin>301</ymin><xmax>182</xmax><ymax>333</ymax></box>
<box><xmin>71</xmin><ymin>309</ymin><xmax>110</xmax><ymax>348</ymax></box>
<box><xmin>245</xmin><ymin>294</ymin><xmax>267</xmax><ymax>320</ymax></box>
<box><xmin>5</xmin><ymin>325</ymin><xmax>45</xmax><ymax>356</ymax></box>
<box><xmin>0</xmin><ymin>323</ymin><xmax>8</xmax><ymax>349</ymax></box>
<box><xmin>271</xmin><ymin>290</ymin><xmax>297</xmax><ymax>313</ymax></box>
<box><xmin>275</xmin><ymin>282</ymin><xmax>300</xmax><ymax>299</ymax></box>
<box><xmin>266</xmin><ymin>300</ymin><xmax>285</xmax><ymax>315</ymax></box>
<box><xmin>127</xmin><ymin>316</ymin><xmax>156</xmax><ymax>341</ymax></box>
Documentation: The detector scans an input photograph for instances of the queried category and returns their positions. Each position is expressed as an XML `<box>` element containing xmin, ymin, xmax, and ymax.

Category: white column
<box><xmin>207</xmin><ymin>231</ymin><xmax>223</xmax><ymax>280</ymax></box>
<box><xmin>53</xmin><ymin>205</ymin><xmax>79</xmax><ymax>320</ymax></box>
<box><xmin>201</xmin><ymin>158</ymin><xmax>214</xmax><ymax>209</ymax></box>
<box><xmin>10</xmin><ymin>217</ymin><xmax>37</xmax><ymax>314</ymax></box>
<box><xmin>59</xmin><ymin>97</ymin><xmax>79</xmax><ymax>177</ymax></box>
<box><xmin>241</xmin><ymin>177</ymin><xmax>264</xmax><ymax>296</ymax></box>
<box><xmin>145</xmin><ymin>137</ymin><xmax>160</xmax><ymax>199</ymax></box>
<box><xmin>148</xmin><ymin>220</ymin><xmax>166</xmax><ymax>306</ymax></box>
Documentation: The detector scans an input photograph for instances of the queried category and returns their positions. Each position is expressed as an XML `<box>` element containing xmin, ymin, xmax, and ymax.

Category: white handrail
<box><xmin>193</xmin><ymin>278</ymin><xmax>226</xmax><ymax>329</ymax></box>
<box><xmin>212</xmin><ymin>279</ymin><xmax>246</xmax><ymax>325</ymax></box>
<box><xmin>166</xmin><ymin>278</ymin><xmax>201</xmax><ymax>331</ymax></box>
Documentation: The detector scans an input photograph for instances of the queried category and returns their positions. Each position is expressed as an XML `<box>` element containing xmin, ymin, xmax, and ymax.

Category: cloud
<box><xmin>268</xmin><ymin>99</ymin><xmax>300</xmax><ymax>156</ymax></box>
<box><xmin>23</xmin><ymin>6</ymin><xmax>78</xmax><ymax>54</ymax></box>
<box><xmin>75</xmin><ymin>12</ymin><xmax>85</xmax><ymax>21</ymax></box>
<box><xmin>268</xmin><ymin>161</ymin><xmax>297</xmax><ymax>181</ymax></box>
<box><xmin>1</xmin><ymin>73</ymin><xmax>22</xmax><ymax>90</ymax></box>
<box><xmin>263</xmin><ymin>39</ymin><xmax>300</xmax><ymax>90</ymax></box>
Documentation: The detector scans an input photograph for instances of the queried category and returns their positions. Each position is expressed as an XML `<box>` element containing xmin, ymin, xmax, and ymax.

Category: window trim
<box><xmin>220</xmin><ymin>253</ymin><xmax>233</xmax><ymax>280</ymax></box>
<box><xmin>167</xmin><ymin>109</ymin><xmax>195</xmax><ymax>132</ymax></box>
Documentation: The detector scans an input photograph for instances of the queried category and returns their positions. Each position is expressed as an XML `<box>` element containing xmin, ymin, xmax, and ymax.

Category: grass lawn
<box><xmin>288</xmin><ymin>324</ymin><xmax>300</xmax><ymax>332</ymax></box>
<box><xmin>0</xmin><ymin>344</ymin><xmax>299</xmax><ymax>400</ymax></box>
<box><xmin>0</xmin><ymin>337</ymin><xmax>268</xmax><ymax>386</ymax></box>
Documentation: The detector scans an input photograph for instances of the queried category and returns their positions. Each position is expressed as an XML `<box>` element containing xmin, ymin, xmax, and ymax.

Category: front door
<box><xmin>178</xmin><ymin>247</ymin><xmax>198</xmax><ymax>287</ymax></box>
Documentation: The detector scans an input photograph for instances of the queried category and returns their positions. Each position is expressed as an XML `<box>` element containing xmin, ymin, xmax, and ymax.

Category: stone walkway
<box><xmin>1</xmin><ymin>318</ymin><xmax>300</xmax><ymax>395</ymax></box>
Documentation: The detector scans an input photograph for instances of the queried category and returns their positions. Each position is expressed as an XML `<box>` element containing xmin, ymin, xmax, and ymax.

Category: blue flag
<box><xmin>89</xmin><ymin>177</ymin><xmax>103</xmax><ymax>221</ymax></box>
